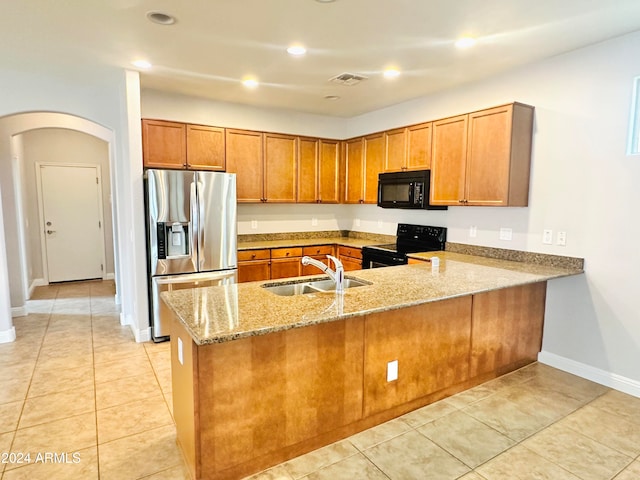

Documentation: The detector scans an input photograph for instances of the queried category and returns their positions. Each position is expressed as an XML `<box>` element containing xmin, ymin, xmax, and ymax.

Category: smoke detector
<box><xmin>329</xmin><ymin>72</ymin><xmax>368</xmax><ymax>86</ymax></box>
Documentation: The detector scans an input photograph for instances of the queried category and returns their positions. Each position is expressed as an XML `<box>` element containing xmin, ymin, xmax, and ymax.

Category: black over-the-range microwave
<box><xmin>377</xmin><ymin>170</ymin><xmax>447</xmax><ymax>210</ymax></box>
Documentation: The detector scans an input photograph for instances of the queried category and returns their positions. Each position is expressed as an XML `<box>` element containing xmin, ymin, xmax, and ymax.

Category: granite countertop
<box><xmin>238</xmin><ymin>237</ymin><xmax>375</xmax><ymax>250</ymax></box>
<box><xmin>161</xmin><ymin>251</ymin><xmax>583</xmax><ymax>346</ymax></box>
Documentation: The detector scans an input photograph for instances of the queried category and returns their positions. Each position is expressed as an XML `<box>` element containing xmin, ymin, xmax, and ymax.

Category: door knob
<box><xmin>46</xmin><ymin>230</ymin><xmax>56</xmax><ymax>234</ymax></box>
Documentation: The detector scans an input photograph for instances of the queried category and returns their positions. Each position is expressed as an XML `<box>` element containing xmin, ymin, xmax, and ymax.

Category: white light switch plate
<box><xmin>543</xmin><ymin>229</ymin><xmax>553</xmax><ymax>245</ymax></box>
<box><xmin>557</xmin><ymin>231</ymin><xmax>567</xmax><ymax>246</ymax></box>
<box><xmin>387</xmin><ymin>360</ymin><xmax>398</xmax><ymax>382</ymax></box>
<box><xmin>469</xmin><ymin>226</ymin><xmax>477</xmax><ymax>238</ymax></box>
<box><xmin>311</xmin><ymin>217</ymin><xmax>318</xmax><ymax>226</ymax></box>
<box><xmin>251</xmin><ymin>220</ymin><xmax>258</xmax><ymax>230</ymax></box>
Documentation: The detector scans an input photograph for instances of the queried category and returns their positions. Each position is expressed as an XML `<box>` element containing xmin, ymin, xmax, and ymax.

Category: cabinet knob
<box><xmin>251</xmin><ymin>253</ymin><xmax>256</xmax><ymax>258</ymax></box>
<box><xmin>286</xmin><ymin>252</ymin><xmax>290</xmax><ymax>256</ymax></box>
<box><xmin>316</xmin><ymin>249</ymin><xmax>320</xmax><ymax>254</ymax></box>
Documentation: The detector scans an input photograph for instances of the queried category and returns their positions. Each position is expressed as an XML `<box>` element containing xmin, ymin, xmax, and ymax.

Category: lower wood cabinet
<box><xmin>237</xmin><ymin>249</ymin><xmax>270</xmax><ymax>283</ymax></box>
<box><xmin>337</xmin><ymin>246</ymin><xmax>362</xmax><ymax>271</ymax></box>
<box><xmin>170</xmin><ymin>281</ymin><xmax>547</xmax><ymax>480</ymax></box>
<box><xmin>301</xmin><ymin>245</ymin><xmax>334</xmax><ymax>276</ymax></box>
<box><xmin>270</xmin><ymin>247</ymin><xmax>302</xmax><ymax>279</ymax></box>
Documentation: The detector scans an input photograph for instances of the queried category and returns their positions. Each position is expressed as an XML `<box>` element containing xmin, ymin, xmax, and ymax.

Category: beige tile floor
<box><xmin>1</xmin><ymin>280</ymin><xmax>639</xmax><ymax>480</ymax></box>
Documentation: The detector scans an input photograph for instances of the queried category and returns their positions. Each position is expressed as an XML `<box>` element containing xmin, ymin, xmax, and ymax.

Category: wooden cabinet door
<box><xmin>297</xmin><ymin>137</ymin><xmax>319</xmax><ymax>203</ymax></box>
<box><xmin>363</xmin><ymin>133</ymin><xmax>384</xmax><ymax>203</ymax></box>
<box><xmin>465</xmin><ymin>105</ymin><xmax>513</xmax><ymax>205</ymax></box>
<box><xmin>384</xmin><ymin>128</ymin><xmax>407</xmax><ymax>172</ymax></box>
<box><xmin>270</xmin><ymin>258</ymin><xmax>302</xmax><ymax>279</ymax></box>
<box><xmin>226</xmin><ymin>129</ymin><xmax>264</xmax><ymax>202</ymax></box>
<box><xmin>186</xmin><ymin>124</ymin><xmax>225</xmax><ymax>171</ymax></box>
<box><xmin>318</xmin><ymin>140</ymin><xmax>340</xmax><ymax>203</ymax></box>
<box><xmin>344</xmin><ymin>138</ymin><xmax>364</xmax><ymax>203</ymax></box>
<box><xmin>340</xmin><ymin>256</ymin><xmax>362</xmax><ymax>271</ymax></box>
<box><xmin>142</xmin><ymin>119</ymin><xmax>186</xmax><ymax>169</ymax></box>
<box><xmin>430</xmin><ymin>114</ymin><xmax>468</xmax><ymax>206</ymax></box>
<box><xmin>237</xmin><ymin>261</ymin><xmax>271</xmax><ymax>283</ymax></box>
<box><xmin>406</xmin><ymin>122</ymin><xmax>432</xmax><ymax>171</ymax></box>
<box><xmin>264</xmin><ymin>133</ymin><xmax>297</xmax><ymax>203</ymax></box>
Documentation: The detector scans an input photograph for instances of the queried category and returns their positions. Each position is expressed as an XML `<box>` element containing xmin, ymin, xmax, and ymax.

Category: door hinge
<box><xmin>101</xmin><ymin>264</ymin><xmax>104</xmax><ymax>271</ymax></box>
<box><xmin>98</xmin><ymin>220</ymin><xmax>102</xmax><ymax>228</ymax></box>
<box><xmin>96</xmin><ymin>177</ymin><xmax>99</xmax><ymax>184</ymax></box>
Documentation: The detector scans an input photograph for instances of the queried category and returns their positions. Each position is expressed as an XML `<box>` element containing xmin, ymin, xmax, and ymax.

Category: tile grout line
<box><xmin>90</xmin><ymin>286</ymin><xmax>102</xmax><ymax>480</ymax></box>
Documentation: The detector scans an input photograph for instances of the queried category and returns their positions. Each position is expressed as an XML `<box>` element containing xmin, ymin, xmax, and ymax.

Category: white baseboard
<box><xmin>11</xmin><ymin>306</ymin><xmax>27</xmax><ymax>318</ymax></box>
<box><xmin>538</xmin><ymin>351</ymin><xmax>640</xmax><ymax>398</ymax></box>
<box><xmin>105</xmin><ymin>273</ymin><xmax>115</xmax><ymax>280</ymax></box>
<box><xmin>0</xmin><ymin>326</ymin><xmax>16</xmax><ymax>344</ymax></box>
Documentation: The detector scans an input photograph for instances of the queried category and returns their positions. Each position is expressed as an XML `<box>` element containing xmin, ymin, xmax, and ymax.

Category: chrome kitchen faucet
<box><xmin>300</xmin><ymin>255</ymin><xmax>345</xmax><ymax>294</ymax></box>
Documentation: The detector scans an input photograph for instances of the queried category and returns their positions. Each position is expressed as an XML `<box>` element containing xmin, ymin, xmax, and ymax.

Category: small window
<box><xmin>627</xmin><ymin>76</ymin><xmax>640</xmax><ymax>155</ymax></box>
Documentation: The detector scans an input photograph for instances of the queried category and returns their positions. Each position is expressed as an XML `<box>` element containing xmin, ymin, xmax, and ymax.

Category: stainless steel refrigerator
<box><xmin>144</xmin><ymin>169</ymin><xmax>237</xmax><ymax>342</ymax></box>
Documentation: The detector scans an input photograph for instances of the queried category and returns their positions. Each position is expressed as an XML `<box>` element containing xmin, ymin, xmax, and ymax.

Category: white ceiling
<box><xmin>4</xmin><ymin>1</ymin><xmax>640</xmax><ymax>117</ymax></box>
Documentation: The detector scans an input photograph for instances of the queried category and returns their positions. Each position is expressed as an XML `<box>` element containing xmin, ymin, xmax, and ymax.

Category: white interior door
<box><xmin>39</xmin><ymin>164</ymin><xmax>105</xmax><ymax>282</ymax></box>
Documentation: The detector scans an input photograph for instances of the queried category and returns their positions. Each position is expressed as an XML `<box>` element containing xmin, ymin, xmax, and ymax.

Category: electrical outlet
<box><xmin>178</xmin><ymin>337</ymin><xmax>184</xmax><ymax>366</ymax></box>
<box><xmin>469</xmin><ymin>226</ymin><xmax>477</xmax><ymax>238</ymax></box>
<box><xmin>251</xmin><ymin>220</ymin><xmax>258</xmax><ymax>230</ymax></box>
<box><xmin>311</xmin><ymin>217</ymin><xmax>318</xmax><ymax>226</ymax></box>
<box><xmin>499</xmin><ymin>227</ymin><xmax>512</xmax><ymax>241</ymax></box>
<box><xmin>543</xmin><ymin>229</ymin><xmax>553</xmax><ymax>245</ymax></box>
<box><xmin>557</xmin><ymin>231</ymin><xmax>567</xmax><ymax>246</ymax></box>
<box><xmin>387</xmin><ymin>360</ymin><xmax>398</xmax><ymax>382</ymax></box>
<box><xmin>377</xmin><ymin>219</ymin><xmax>383</xmax><ymax>228</ymax></box>
<box><xmin>355</xmin><ymin>218</ymin><xmax>361</xmax><ymax>227</ymax></box>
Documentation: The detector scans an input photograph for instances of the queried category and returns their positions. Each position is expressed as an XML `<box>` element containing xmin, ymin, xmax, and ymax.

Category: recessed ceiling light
<box><xmin>132</xmin><ymin>60</ymin><xmax>152</xmax><ymax>69</ymax></box>
<box><xmin>146</xmin><ymin>11</ymin><xmax>177</xmax><ymax>25</ymax></box>
<box><xmin>315</xmin><ymin>0</ymin><xmax>336</xmax><ymax>3</ymax></box>
<box><xmin>383</xmin><ymin>68</ymin><xmax>401</xmax><ymax>79</ymax></box>
<box><xmin>242</xmin><ymin>78</ymin><xmax>259</xmax><ymax>88</ymax></box>
<box><xmin>287</xmin><ymin>45</ymin><xmax>307</xmax><ymax>56</ymax></box>
<box><xmin>324</xmin><ymin>95</ymin><xmax>340</xmax><ymax>100</ymax></box>
<box><xmin>455</xmin><ymin>36</ymin><xmax>477</xmax><ymax>48</ymax></box>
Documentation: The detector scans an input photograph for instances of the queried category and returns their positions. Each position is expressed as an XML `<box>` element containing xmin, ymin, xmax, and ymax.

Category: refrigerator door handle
<box><xmin>190</xmin><ymin>180</ymin><xmax>199</xmax><ymax>271</ymax></box>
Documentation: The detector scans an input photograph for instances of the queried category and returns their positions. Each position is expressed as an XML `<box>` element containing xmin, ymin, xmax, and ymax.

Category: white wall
<box><xmin>20</xmin><ymin>128</ymin><xmax>114</xmax><ymax>283</ymax></box>
<box><xmin>143</xmin><ymin>32</ymin><xmax>640</xmax><ymax>392</ymax></box>
<box><xmin>0</xmin><ymin>66</ymin><xmax>148</xmax><ymax>342</ymax></box>
<box><xmin>349</xmin><ymin>31</ymin><xmax>640</xmax><ymax>391</ymax></box>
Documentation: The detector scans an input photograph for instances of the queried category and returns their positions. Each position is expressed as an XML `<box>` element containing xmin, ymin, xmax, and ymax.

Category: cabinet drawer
<box><xmin>238</xmin><ymin>249</ymin><xmax>270</xmax><ymax>261</ymax></box>
<box><xmin>302</xmin><ymin>245</ymin><xmax>334</xmax><ymax>256</ymax></box>
<box><xmin>337</xmin><ymin>246</ymin><xmax>362</xmax><ymax>259</ymax></box>
<box><xmin>271</xmin><ymin>247</ymin><xmax>303</xmax><ymax>259</ymax></box>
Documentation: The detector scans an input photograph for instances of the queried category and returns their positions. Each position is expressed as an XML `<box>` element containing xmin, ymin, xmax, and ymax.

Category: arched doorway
<box><xmin>0</xmin><ymin>112</ymin><xmax>120</xmax><ymax>341</ymax></box>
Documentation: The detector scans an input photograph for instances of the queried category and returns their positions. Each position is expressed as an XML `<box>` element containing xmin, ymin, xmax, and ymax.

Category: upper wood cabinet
<box><xmin>264</xmin><ymin>133</ymin><xmax>298</xmax><ymax>203</ymax></box>
<box><xmin>318</xmin><ymin>140</ymin><xmax>340</xmax><ymax>203</ymax></box>
<box><xmin>406</xmin><ymin>122</ymin><xmax>433</xmax><ymax>171</ymax></box>
<box><xmin>225</xmin><ymin>129</ymin><xmax>264</xmax><ymax>202</ymax></box>
<box><xmin>142</xmin><ymin>120</ymin><xmax>225</xmax><ymax>170</ymax></box>
<box><xmin>297</xmin><ymin>138</ymin><xmax>340</xmax><ymax>204</ymax></box>
<box><xmin>142</xmin><ymin>119</ymin><xmax>186</xmax><ymax>169</ymax></box>
<box><xmin>383</xmin><ymin>122</ymin><xmax>432</xmax><ymax>172</ymax></box>
<box><xmin>344</xmin><ymin>138</ymin><xmax>365</xmax><ymax>203</ymax></box>
<box><xmin>430</xmin><ymin>103</ymin><xmax>533</xmax><ymax>207</ymax></box>
<box><xmin>363</xmin><ymin>133</ymin><xmax>384</xmax><ymax>203</ymax></box>
<box><xmin>186</xmin><ymin>124</ymin><xmax>225</xmax><ymax>170</ymax></box>
<box><xmin>430</xmin><ymin>114</ymin><xmax>468</xmax><ymax>205</ymax></box>
<box><xmin>344</xmin><ymin>134</ymin><xmax>384</xmax><ymax>204</ymax></box>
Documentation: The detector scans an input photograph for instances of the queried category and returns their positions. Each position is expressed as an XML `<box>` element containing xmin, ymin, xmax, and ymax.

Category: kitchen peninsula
<box><xmin>162</xmin><ymin>251</ymin><xmax>583</xmax><ymax>480</ymax></box>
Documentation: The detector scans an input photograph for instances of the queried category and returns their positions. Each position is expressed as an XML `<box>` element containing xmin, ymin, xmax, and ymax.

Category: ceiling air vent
<box><xmin>329</xmin><ymin>72</ymin><xmax>368</xmax><ymax>86</ymax></box>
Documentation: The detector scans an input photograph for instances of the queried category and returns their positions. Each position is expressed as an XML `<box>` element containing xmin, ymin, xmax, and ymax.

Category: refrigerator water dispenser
<box><xmin>156</xmin><ymin>222</ymin><xmax>190</xmax><ymax>258</ymax></box>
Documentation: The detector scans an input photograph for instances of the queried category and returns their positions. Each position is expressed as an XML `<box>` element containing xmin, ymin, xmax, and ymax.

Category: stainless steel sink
<box><xmin>261</xmin><ymin>277</ymin><xmax>371</xmax><ymax>296</ymax></box>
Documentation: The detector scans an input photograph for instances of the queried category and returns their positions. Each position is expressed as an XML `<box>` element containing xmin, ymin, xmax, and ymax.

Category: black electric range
<box><xmin>361</xmin><ymin>223</ymin><xmax>447</xmax><ymax>269</ymax></box>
